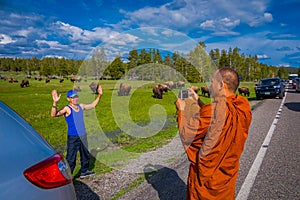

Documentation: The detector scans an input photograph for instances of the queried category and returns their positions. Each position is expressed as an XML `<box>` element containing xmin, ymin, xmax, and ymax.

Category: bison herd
<box><xmin>2</xmin><ymin>75</ymin><xmax>251</xmax><ymax>99</ymax></box>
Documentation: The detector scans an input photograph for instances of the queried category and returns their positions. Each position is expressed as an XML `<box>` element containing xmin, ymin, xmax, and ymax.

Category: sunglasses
<box><xmin>70</xmin><ymin>95</ymin><xmax>79</xmax><ymax>99</ymax></box>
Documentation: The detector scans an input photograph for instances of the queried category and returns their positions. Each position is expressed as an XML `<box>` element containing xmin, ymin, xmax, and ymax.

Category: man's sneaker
<box><xmin>80</xmin><ymin>170</ymin><xmax>95</xmax><ymax>179</ymax></box>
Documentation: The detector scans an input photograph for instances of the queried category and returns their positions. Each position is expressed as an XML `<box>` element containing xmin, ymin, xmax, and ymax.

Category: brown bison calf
<box><xmin>118</xmin><ymin>83</ymin><xmax>131</xmax><ymax>96</ymax></box>
<box><xmin>20</xmin><ymin>79</ymin><xmax>29</xmax><ymax>88</ymax></box>
<box><xmin>238</xmin><ymin>87</ymin><xmax>250</xmax><ymax>97</ymax></box>
<box><xmin>201</xmin><ymin>86</ymin><xmax>210</xmax><ymax>97</ymax></box>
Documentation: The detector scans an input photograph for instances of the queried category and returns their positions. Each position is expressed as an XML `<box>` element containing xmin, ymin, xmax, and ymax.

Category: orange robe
<box><xmin>177</xmin><ymin>95</ymin><xmax>252</xmax><ymax>200</ymax></box>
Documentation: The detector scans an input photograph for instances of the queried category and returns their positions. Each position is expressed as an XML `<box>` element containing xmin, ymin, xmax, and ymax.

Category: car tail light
<box><xmin>24</xmin><ymin>153</ymin><xmax>72</xmax><ymax>189</ymax></box>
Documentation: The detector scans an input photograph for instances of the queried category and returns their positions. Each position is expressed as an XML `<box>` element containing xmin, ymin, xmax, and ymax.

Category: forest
<box><xmin>0</xmin><ymin>42</ymin><xmax>298</xmax><ymax>83</ymax></box>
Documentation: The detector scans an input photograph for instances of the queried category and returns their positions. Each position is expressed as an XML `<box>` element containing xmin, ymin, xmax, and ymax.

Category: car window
<box><xmin>260</xmin><ymin>79</ymin><xmax>279</xmax><ymax>85</ymax></box>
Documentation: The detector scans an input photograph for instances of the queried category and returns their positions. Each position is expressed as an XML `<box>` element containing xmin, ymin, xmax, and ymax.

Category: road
<box><xmin>120</xmin><ymin>90</ymin><xmax>300</xmax><ymax>200</ymax></box>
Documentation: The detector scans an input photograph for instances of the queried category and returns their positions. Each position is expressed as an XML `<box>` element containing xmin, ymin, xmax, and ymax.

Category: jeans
<box><xmin>66</xmin><ymin>135</ymin><xmax>90</xmax><ymax>173</ymax></box>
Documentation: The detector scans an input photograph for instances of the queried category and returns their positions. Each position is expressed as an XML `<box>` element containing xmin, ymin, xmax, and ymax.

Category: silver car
<box><xmin>0</xmin><ymin>101</ymin><xmax>76</xmax><ymax>200</ymax></box>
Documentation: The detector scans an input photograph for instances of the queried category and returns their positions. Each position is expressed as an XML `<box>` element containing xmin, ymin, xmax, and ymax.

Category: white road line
<box><xmin>236</xmin><ymin>93</ymin><xmax>287</xmax><ymax>200</ymax></box>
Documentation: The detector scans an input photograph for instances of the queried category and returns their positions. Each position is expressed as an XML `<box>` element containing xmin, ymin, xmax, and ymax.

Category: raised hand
<box><xmin>97</xmin><ymin>85</ymin><xmax>103</xmax><ymax>96</ymax></box>
<box><xmin>52</xmin><ymin>90</ymin><xmax>61</xmax><ymax>103</ymax></box>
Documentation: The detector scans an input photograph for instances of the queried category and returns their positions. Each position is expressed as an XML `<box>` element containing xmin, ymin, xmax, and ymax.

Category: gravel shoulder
<box><xmin>74</xmin><ymin>100</ymin><xmax>261</xmax><ymax>200</ymax></box>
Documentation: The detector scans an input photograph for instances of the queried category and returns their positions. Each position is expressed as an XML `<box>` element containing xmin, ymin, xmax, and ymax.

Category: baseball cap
<box><xmin>66</xmin><ymin>90</ymin><xmax>78</xmax><ymax>98</ymax></box>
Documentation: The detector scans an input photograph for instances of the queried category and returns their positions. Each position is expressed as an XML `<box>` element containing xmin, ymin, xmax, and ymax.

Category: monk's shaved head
<box><xmin>217</xmin><ymin>67</ymin><xmax>239</xmax><ymax>92</ymax></box>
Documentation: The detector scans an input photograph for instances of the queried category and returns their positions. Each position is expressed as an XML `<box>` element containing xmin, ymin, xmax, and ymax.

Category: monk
<box><xmin>176</xmin><ymin>67</ymin><xmax>252</xmax><ymax>200</ymax></box>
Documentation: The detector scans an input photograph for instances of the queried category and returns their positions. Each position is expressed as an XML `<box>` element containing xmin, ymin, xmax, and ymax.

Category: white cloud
<box><xmin>257</xmin><ymin>54</ymin><xmax>270</xmax><ymax>59</ymax></box>
<box><xmin>200</xmin><ymin>20</ymin><xmax>215</xmax><ymax>29</ymax></box>
<box><xmin>278</xmin><ymin>63</ymin><xmax>290</xmax><ymax>67</ymax></box>
<box><xmin>0</xmin><ymin>34</ymin><xmax>16</xmax><ymax>44</ymax></box>
<box><xmin>249</xmin><ymin>12</ymin><xmax>273</xmax><ymax>27</ymax></box>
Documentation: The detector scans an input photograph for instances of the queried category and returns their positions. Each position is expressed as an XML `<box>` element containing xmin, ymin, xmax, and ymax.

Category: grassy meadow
<box><xmin>0</xmin><ymin>74</ymin><xmax>257</xmax><ymax>176</ymax></box>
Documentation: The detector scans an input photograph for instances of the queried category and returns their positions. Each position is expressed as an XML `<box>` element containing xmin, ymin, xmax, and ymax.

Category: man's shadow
<box><xmin>144</xmin><ymin>164</ymin><xmax>186</xmax><ymax>200</ymax></box>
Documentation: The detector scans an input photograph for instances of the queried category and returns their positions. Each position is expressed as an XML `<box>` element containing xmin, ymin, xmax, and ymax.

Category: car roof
<box><xmin>261</xmin><ymin>77</ymin><xmax>280</xmax><ymax>80</ymax></box>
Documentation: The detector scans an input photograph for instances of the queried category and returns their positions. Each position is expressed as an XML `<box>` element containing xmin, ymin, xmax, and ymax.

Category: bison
<box><xmin>176</xmin><ymin>81</ymin><xmax>185</xmax><ymax>88</ymax></box>
<box><xmin>45</xmin><ymin>77</ymin><xmax>50</xmax><ymax>83</ymax></box>
<box><xmin>20</xmin><ymin>79</ymin><xmax>29</xmax><ymax>88</ymax></box>
<box><xmin>35</xmin><ymin>77</ymin><xmax>42</xmax><ymax>81</ymax></box>
<box><xmin>89</xmin><ymin>82</ymin><xmax>99</xmax><ymax>94</ymax></box>
<box><xmin>73</xmin><ymin>85</ymin><xmax>82</xmax><ymax>92</ymax></box>
<box><xmin>118</xmin><ymin>83</ymin><xmax>131</xmax><ymax>96</ymax></box>
<box><xmin>8</xmin><ymin>77</ymin><xmax>18</xmax><ymax>83</ymax></box>
<box><xmin>158</xmin><ymin>84</ymin><xmax>169</xmax><ymax>93</ymax></box>
<box><xmin>238</xmin><ymin>87</ymin><xmax>250</xmax><ymax>97</ymax></box>
<box><xmin>71</xmin><ymin>77</ymin><xmax>82</xmax><ymax>83</ymax></box>
<box><xmin>165</xmin><ymin>81</ymin><xmax>175</xmax><ymax>89</ymax></box>
<box><xmin>201</xmin><ymin>86</ymin><xmax>210</xmax><ymax>97</ymax></box>
<box><xmin>153</xmin><ymin>85</ymin><xmax>164</xmax><ymax>99</ymax></box>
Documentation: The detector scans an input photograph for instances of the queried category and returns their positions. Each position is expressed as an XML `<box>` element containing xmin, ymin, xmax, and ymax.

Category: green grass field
<box><xmin>0</xmin><ymin>76</ymin><xmax>257</xmax><ymax>176</ymax></box>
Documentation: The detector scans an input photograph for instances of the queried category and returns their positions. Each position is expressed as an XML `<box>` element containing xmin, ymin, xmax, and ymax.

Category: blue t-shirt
<box><xmin>65</xmin><ymin>105</ymin><xmax>86</xmax><ymax>136</ymax></box>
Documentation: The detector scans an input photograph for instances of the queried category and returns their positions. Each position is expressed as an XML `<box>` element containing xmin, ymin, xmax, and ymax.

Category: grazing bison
<box><xmin>118</xmin><ymin>83</ymin><xmax>131</xmax><ymax>96</ymax></box>
<box><xmin>201</xmin><ymin>85</ymin><xmax>210</xmax><ymax>97</ymax></box>
<box><xmin>35</xmin><ymin>77</ymin><xmax>42</xmax><ymax>81</ymax></box>
<box><xmin>0</xmin><ymin>75</ymin><xmax>7</xmax><ymax>80</ymax></box>
<box><xmin>165</xmin><ymin>81</ymin><xmax>175</xmax><ymax>89</ymax></box>
<box><xmin>89</xmin><ymin>82</ymin><xmax>99</xmax><ymax>94</ymax></box>
<box><xmin>71</xmin><ymin>77</ymin><xmax>82</xmax><ymax>83</ymax></box>
<box><xmin>45</xmin><ymin>77</ymin><xmax>50</xmax><ymax>83</ymax></box>
<box><xmin>158</xmin><ymin>84</ymin><xmax>169</xmax><ymax>93</ymax></box>
<box><xmin>8</xmin><ymin>77</ymin><xmax>18</xmax><ymax>83</ymax></box>
<box><xmin>238</xmin><ymin>87</ymin><xmax>250</xmax><ymax>97</ymax></box>
<box><xmin>73</xmin><ymin>85</ymin><xmax>82</xmax><ymax>92</ymax></box>
<box><xmin>176</xmin><ymin>81</ymin><xmax>185</xmax><ymax>88</ymax></box>
<box><xmin>20</xmin><ymin>79</ymin><xmax>29</xmax><ymax>88</ymax></box>
<box><xmin>153</xmin><ymin>85</ymin><xmax>164</xmax><ymax>99</ymax></box>
<box><xmin>191</xmin><ymin>85</ymin><xmax>199</xmax><ymax>94</ymax></box>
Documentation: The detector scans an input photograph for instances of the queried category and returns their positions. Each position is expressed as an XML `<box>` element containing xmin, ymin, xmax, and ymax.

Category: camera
<box><xmin>179</xmin><ymin>89</ymin><xmax>190</xmax><ymax>100</ymax></box>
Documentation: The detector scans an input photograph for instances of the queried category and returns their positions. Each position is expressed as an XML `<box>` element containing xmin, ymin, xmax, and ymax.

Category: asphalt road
<box><xmin>120</xmin><ymin>90</ymin><xmax>300</xmax><ymax>200</ymax></box>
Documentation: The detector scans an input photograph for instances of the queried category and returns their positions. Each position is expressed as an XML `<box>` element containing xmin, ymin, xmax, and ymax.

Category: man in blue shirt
<box><xmin>51</xmin><ymin>85</ymin><xmax>102</xmax><ymax>178</ymax></box>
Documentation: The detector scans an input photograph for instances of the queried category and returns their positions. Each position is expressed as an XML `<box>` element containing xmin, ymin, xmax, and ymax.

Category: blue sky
<box><xmin>0</xmin><ymin>0</ymin><xmax>299</xmax><ymax>67</ymax></box>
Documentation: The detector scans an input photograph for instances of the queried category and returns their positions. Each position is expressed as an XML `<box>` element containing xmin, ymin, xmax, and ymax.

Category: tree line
<box><xmin>1</xmin><ymin>42</ymin><xmax>298</xmax><ymax>82</ymax></box>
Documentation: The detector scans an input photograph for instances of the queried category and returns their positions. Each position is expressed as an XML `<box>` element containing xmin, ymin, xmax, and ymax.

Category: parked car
<box><xmin>255</xmin><ymin>77</ymin><xmax>285</xmax><ymax>99</ymax></box>
<box><xmin>0</xmin><ymin>101</ymin><xmax>76</xmax><ymax>200</ymax></box>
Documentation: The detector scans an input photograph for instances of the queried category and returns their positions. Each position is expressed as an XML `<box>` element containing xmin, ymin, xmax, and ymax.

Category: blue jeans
<box><xmin>66</xmin><ymin>135</ymin><xmax>90</xmax><ymax>173</ymax></box>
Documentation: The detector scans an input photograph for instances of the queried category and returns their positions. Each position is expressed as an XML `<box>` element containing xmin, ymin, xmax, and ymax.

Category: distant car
<box><xmin>292</xmin><ymin>78</ymin><xmax>298</xmax><ymax>89</ymax></box>
<box><xmin>255</xmin><ymin>77</ymin><xmax>285</xmax><ymax>100</ymax></box>
<box><xmin>0</xmin><ymin>101</ymin><xmax>76</xmax><ymax>200</ymax></box>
